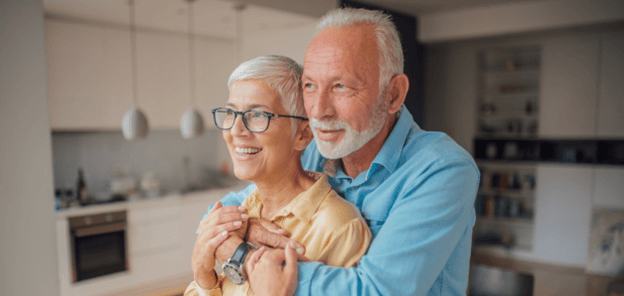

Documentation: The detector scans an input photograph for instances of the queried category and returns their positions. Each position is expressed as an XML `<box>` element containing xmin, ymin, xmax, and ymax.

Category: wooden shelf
<box><xmin>478</xmin><ymin>188</ymin><xmax>535</xmax><ymax>198</ymax></box>
<box><xmin>483</xmin><ymin>67</ymin><xmax>540</xmax><ymax>75</ymax></box>
<box><xmin>476</xmin><ymin>216</ymin><xmax>533</xmax><ymax>227</ymax></box>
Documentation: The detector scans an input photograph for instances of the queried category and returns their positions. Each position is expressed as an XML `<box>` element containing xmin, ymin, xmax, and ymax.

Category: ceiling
<box><xmin>43</xmin><ymin>0</ymin><xmax>553</xmax><ymax>39</ymax></box>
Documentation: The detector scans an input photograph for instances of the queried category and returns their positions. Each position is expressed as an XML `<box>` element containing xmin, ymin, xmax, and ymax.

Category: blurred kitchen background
<box><xmin>2</xmin><ymin>0</ymin><xmax>624</xmax><ymax>295</ymax></box>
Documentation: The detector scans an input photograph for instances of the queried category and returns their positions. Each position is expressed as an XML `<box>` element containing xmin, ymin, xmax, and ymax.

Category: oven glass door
<box><xmin>73</xmin><ymin>229</ymin><xmax>127</xmax><ymax>282</ymax></box>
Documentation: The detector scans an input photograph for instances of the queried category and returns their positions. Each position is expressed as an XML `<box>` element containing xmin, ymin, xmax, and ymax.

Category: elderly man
<box><xmin>195</xmin><ymin>7</ymin><xmax>479</xmax><ymax>296</ymax></box>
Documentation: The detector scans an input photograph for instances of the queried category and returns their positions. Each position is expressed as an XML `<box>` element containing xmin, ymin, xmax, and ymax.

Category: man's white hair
<box><xmin>228</xmin><ymin>55</ymin><xmax>306</xmax><ymax>136</ymax></box>
<box><xmin>317</xmin><ymin>7</ymin><xmax>404</xmax><ymax>90</ymax></box>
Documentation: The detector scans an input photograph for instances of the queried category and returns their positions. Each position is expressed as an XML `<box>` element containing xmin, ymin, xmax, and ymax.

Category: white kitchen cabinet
<box><xmin>135</xmin><ymin>32</ymin><xmax>189</xmax><ymax>129</ymax></box>
<box><xmin>195</xmin><ymin>39</ymin><xmax>236</xmax><ymax>128</ymax></box>
<box><xmin>597</xmin><ymin>32</ymin><xmax>624</xmax><ymax>138</ymax></box>
<box><xmin>179</xmin><ymin>191</ymin><xmax>228</xmax><ymax>269</ymax></box>
<box><xmin>592</xmin><ymin>167</ymin><xmax>624</xmax><ymax>209</ymax></box>
<box><xmin>532</xmin><ymin>164</ymin><xmax>593</xmax><ymax>266</ymax></box>
<box><xmin>538</xmin><ymin>36</ymin><xmax>600</xmax><ymax>138</ymax></box>
<box><xmin>128</xmin><ymin>204</ymin><xmax>187</xmax><ymax>282</ymax></box>
<box><xmin>46</xmin><ymin>19</ymin><xmax>132</xmax><ymax>130</ymax></box>
<box><xmin>45</xmin><ymin>18</ymin><xmax>235</xmax><ymax>131</ymax></box>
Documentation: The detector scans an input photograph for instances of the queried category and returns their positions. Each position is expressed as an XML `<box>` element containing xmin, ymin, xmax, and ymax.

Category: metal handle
<box><xmin>74</xmin><ymin>222</ymin><xmax>126</xmax><ymax>237</ymax></box>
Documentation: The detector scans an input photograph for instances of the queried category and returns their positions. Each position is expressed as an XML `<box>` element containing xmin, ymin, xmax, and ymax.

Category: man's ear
<box><xmin>294</xmin><ymin>120</ymin><xmax>313</xmax><ymax>151</ymax></box>
<box><xmin>386</xmin><ymin>73</ymin><xmax>409</xmax><ymax>114</ymax></box>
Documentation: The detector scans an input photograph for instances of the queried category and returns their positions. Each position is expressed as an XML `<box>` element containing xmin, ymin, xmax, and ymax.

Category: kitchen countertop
<box><xmin>55</xmin><ymin>181</ymin><xmax>251</xmax><ymax>220</ymax></box>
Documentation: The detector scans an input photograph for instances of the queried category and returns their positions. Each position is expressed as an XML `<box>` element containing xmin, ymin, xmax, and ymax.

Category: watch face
<box><xmin>223</xmin><ymin>263</ymin><xmax>244</xmax><ymax>285</ymax></box>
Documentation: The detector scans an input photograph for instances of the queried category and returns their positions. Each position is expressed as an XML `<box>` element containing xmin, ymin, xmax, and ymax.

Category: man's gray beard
<box><xmin>310</xmin><ymin>88</ymin><xmax>389</xmax><ymax>160</ymax></box>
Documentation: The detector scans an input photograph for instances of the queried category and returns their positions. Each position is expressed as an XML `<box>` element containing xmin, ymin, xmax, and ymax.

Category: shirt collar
<box><xmin>321</xmin><ymin>105</ymin><xmax>415</xmax><ymax>180</ymax></box>
<box><xmin>243</xmin><ymin>172</ymin><xmax>332</xmax><ymax>224</ymax></box>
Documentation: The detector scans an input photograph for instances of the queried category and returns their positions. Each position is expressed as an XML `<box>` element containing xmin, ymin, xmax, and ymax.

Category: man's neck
<box><xmin>341</xmin><ymin>115</ymin><xmax>398</xmax><ymax>178</ymax></box>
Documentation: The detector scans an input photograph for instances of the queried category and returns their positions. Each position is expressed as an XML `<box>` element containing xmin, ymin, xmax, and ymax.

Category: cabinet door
<box><xmin>597</xmin><ymin>32</ymin><xmax>624</xmax><ymax>138</ymax></box>
<box><xmin>539</xmin><ymin>36</ymin><xmax>600</xmax><ymax>138</ymax></box>
<box><xmin>532</xmin><ymin>164</ymin><xmax>592</xmax><ymax>266</ymax></box>
<box><xmin>593</xmin><ymin>167</ymin><xmax>624</xmax><ymax>209</ymax></box>
<box><xmin>195</xmin><ymin>39</ymin><xmax>236</xmax><ymax>129</ymax></box>
<box><xmin>136</xmin><ymin>31</ymin><xmax>189</xmax><ymax>129</ymax></box>
<box><xmin>46</xmin><ymin>20</ymin><xmax>132</xmax><ymax>130</ymax></box>
<box><xmin>532</xmin><ymin>269</ymin><xmax>587</xmax><ymax>296</ymax></box>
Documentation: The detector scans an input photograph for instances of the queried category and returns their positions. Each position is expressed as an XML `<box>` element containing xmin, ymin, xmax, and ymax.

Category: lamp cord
<box><xmin>129</xmin><ymin>0</ymin><xmax>139</xmax><ymax>107</ymax></box>
<box><xmin>235</xmin><ymin>4</ymin><xmax>245</xmax><ymax>66</ymax></box>
<box><xmin>187</xmin><ymin>0</ymin><xmax>197</xmax><ymax>107</ymax></box>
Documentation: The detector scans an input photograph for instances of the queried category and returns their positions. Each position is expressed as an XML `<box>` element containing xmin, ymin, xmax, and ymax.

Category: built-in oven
<box><xmin>69</xmin><ymin>211</ymin><xmax>128</xmax><ymax>282</ymax></box>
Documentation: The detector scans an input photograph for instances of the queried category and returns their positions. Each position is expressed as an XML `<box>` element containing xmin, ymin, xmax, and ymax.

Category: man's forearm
<box><xmin>215</xmin><ymin>235</ymin><xmax>244</xmax><ymax>264</ymax></box>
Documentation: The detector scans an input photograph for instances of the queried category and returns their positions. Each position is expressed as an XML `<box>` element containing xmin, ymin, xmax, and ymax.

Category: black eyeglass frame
<box><xmin>211</xmin><ymin>107</ymin><xmax>308</xmax><ymax>133</ymax></box>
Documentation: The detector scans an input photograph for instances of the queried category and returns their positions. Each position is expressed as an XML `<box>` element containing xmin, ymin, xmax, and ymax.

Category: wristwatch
<box><xmin>222</xmin><ymin>242</ymin><xmax>254</xmax><ymax>285</ymax></box>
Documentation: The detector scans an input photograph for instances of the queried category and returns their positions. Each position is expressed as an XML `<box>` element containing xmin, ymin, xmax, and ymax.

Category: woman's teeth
<box><xmin>235</xmin><ymin>147</ymin><xmax>262</xmax><ymax>155</ymax></box>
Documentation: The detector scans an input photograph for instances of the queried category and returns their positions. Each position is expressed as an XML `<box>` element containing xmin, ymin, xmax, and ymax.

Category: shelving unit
<box><xmin>473</xmin><ymin>45</ymin><xmax>541</xmax><ymax>253</ymax></box>
<box><xmin>474</xmin><ymin>161</ymin><xmax>537</xmax><ymax>251</ymax></box>
<box><xmin>476</xmin><ymin>46</ymin><xmax>541</xmax><ymax>138</ymax></box>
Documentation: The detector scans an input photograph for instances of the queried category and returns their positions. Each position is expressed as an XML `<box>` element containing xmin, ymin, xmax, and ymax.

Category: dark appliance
<box><xmin>69</xmin><ymin>211</ymin><xmax>127</xmax><ymax>282</ymax></box>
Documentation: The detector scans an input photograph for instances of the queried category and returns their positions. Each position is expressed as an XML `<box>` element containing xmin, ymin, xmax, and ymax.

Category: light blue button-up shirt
<box><xmin>208</xmin><ymin>106</ymin><xmax>479</xmax><ymax>295</ymax></box>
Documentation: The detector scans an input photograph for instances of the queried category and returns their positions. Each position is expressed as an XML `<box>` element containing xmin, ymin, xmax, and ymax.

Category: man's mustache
<box><xmin>309</xmin><ymin>118</ymin><xmax>349</xmax><ymax>131</ymax></box>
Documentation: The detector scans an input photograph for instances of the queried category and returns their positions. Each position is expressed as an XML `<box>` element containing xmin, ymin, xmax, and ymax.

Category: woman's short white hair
<box><xmin>228</xmin><ymin>55</ymin><xmax>306</xmax><ymax>136</ymax></box>
<box><xmin>317</xmin><ymin>8</ymin><xmax>404</xmax><ymax>90</ymax></box>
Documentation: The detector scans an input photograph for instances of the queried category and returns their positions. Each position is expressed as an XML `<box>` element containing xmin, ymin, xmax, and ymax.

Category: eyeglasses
<box><xmin>211</xmin><ymin>107</ymin><xmax>308</xmax><ymax>133</ymax></box>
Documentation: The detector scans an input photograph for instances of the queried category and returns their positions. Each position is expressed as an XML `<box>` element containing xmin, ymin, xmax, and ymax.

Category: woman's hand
<box><xmin>191</xmin><ymin>201</ymin><xmax>248</xmax><ymax>289</ymax></box>
<box><xmin>246</xmin><ymin>218</ymin><xmax>305</xmax><ymax>255</ymax></box>
<box><xmin>247</xmin><ymin>242</ymin><xmax>306</xmax><ymax>296</ymax></box>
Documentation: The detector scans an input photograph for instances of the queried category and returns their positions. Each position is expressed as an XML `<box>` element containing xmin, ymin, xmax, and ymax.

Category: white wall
<box><xmin>51</xmin><ymin>130</ymin><xmax>222</xmax><ymax>194</ymax></box>
<box><xmin>0</xmin><ymin>0</ymin><xmax>60</xmax><ymax>295</ymax></box>
<box><xmin>419</xmin><ymin>0</ymin><xmax>624</xmax><ymax>43</ymax></box>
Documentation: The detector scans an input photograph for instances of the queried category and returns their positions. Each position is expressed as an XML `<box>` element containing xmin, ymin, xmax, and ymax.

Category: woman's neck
<box><xmin>254</xmin><ymin>163</ymin><xmax>314</xmax><ymax>220</ymax></box>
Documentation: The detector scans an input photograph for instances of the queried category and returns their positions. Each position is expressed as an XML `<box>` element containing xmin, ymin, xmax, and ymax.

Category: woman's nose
<box><xmin>230</xmin><ymin>115</ymin><xmax>249</xmax><ymax>136</ymax></box>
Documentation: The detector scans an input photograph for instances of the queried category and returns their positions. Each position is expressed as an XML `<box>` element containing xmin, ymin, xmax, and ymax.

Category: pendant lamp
<box><xmin>122</xmin><ymin>0</ymin><xmax>149</xmax><ymax>140</ymax></box>
<box><xmin>180</xmin><ymin>0</ymin><xmax>205</xmax><ymax>139</ymax></box>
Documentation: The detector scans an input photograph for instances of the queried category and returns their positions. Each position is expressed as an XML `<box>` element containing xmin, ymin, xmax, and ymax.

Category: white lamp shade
<box><xmin>122</xmin><ymin>107</ymin><xmax>149</xmax><ymax>140</ymax></box>
<box><xmin>180</xmin><ymin>107</ymin><xmax>204</xmax><ymax>139</ymax></box>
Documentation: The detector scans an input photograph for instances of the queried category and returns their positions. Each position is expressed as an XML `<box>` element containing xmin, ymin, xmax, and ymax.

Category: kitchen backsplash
<box><xmin>52</xmin><ymin>129</ymin><xmax>227</xmax><ymax>195</ymax></box>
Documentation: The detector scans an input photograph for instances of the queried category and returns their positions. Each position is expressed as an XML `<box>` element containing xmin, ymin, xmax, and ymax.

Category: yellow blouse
<box><xmin>185</xmin><ymin>172</ymin><xmax>372</xmax><ymax>296</ymax></box>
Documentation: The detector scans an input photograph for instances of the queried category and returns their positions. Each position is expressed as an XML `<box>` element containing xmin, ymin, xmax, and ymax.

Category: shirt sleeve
<box><xmin>294</xmin><ymin>160</ymin><xmax>479</xmax><ymax>296</ymax></box>
<box><xmin>184</xmin><ymin>275</ymin><xmax>225</xmax><ymax>296</ymax></box>
<box><xmin>316</xmin><ymin>218</ymin><xmax>372</xmax><ymax>268</ymax></box>
<box><xmin>197</xmin><ymin>184</ymin><xmax>257</xmax><ymax>234</ymax></box>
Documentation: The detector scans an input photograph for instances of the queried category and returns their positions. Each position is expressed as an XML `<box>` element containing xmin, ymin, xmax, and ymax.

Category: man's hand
<box><xmin>247</xmin><ymin>217</ymin><xmax>305</xmax><ymax>255</ymax></box>
<box><xmin>192</xmin><ymin>201</ymin><xmax>248</xmax><ymax>289</ymax></box>
<box><xmin>247</xmin><ymin>242</ymin><xmax>307</xmax><ymax>296</ymax></box>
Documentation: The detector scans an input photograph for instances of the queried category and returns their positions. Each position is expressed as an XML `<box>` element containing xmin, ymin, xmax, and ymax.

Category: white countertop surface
<box><xmin>55</xmin><ymin>181</ymin><xmax>251</xmax><ymax>220</ymax></box>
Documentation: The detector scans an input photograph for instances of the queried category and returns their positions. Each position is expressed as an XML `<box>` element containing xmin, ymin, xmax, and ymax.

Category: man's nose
<box><xmin>308</xmin><ymin>88</ymin><xmax>336</xmax><ymax>120</ymax></box>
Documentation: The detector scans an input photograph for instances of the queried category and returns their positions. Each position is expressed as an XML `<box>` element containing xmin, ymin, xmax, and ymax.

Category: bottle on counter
<box><xmin>76</xmin><ymin>168</ymin><xmax>88</xmax><ymax>205</ymax></box>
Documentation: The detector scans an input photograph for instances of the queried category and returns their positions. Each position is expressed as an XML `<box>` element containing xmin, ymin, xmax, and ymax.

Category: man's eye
<box><xmin>304</xmin><ymin>83</ymin><xmax>314</xmax><ymax>89</ymax></box>
<box><xmin>336</xmin><ymin>84</ymin><xmax>345</xmax><ymax>89</ymax></box>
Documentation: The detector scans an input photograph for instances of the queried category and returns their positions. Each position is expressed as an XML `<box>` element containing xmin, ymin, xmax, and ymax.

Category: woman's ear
<box><xmin>294</xmin><ymin>120</ymin><xmax>313</xmax><ymax>151</ymax></box>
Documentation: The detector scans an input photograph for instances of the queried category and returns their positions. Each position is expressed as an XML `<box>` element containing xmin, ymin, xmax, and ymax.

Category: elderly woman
<box><xmin>184</xmin><ymin>55</ymin><xmax>371</xmax><ymax>296</ymax></box>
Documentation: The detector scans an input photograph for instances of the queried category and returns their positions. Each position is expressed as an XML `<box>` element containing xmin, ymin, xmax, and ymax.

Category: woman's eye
<box><xmin>304</xmin><ymin>83</ymin><xmax>315</xmax><ymax>89</ymax></box>
<box><xmin>250</xmin><ymin>111</ymin><xmax>267</xmax><ymax>119</ymax></box>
